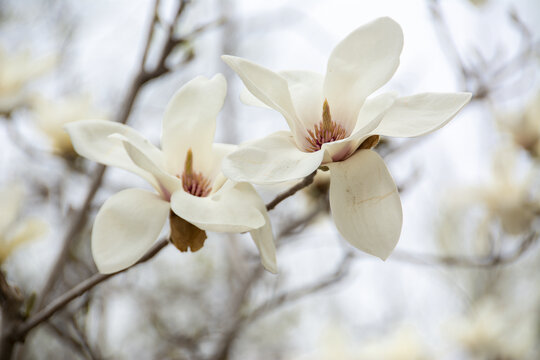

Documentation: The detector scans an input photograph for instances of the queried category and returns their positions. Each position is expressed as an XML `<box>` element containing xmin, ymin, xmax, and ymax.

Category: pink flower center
<box><xmin>180</xmin><ymin>149</ymin><xmax>212</xmax><ymax>197</ymax></box>
<box><xmin>305</xmin><ymin>99</ymin><xmax>347</xmax><ymax>152</ymax></box>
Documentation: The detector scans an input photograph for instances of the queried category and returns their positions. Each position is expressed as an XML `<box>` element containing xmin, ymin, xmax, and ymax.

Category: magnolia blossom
<box><xmin>222</xmin><ymin>17</ymin><xmax>471</xmax><ymax>259</ymax></box>
<box><xmin>0</xmin><ymin>184</ymin><xmax>47</xmax><ymax>263</ymax></box>
<box><xmin>498</xmin><ymin>91</ymin><xmax>540</xmax><ymax>158</ymax></box>
<box><xmin>448</xmin><ymin>298</ymin><xmax>538</xmax><ymax>360</ymax></box>
<box><xmin>446</xmin><ymin>147</ymin><xmax>539</xmax><ymax>240</ymax></box>
<box><xmin>66</xmin><ymin>74</ymin><xmax>277</xmax><ymax>274</ymax></box>
<box><xmin>0</xmin><ymin>48</ymin><xmax>55</xmax><ymax>114</ymax></box>
<box><xmin>295</xmin><ymin>325</ymin><xmax>431</xmax><ymax>360</ymax></box>
<box><xmin>32</xmin><ymin>94</ymin><xmax>106</xmax><ymax>157</ymax></box>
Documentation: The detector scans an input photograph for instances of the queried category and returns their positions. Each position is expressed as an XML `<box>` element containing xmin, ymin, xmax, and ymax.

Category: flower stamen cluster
<box><xmin>305</xmin><ymin>100</ymin><xmax>347</xmax><ymax>152</ymax></box>
<box><xmin>181</xmin><ymin>149</ymin><xmax>212</xmax><ymax>197</ymax></box>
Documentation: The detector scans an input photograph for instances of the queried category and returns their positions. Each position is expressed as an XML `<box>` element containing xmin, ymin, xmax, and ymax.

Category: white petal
<box><xmin>373</xmin><ymin>92</ymin><xmax>472</xmax><ymax>137</ymax></box>
<box><xmin>209</xmin><ymin>143</ymin><xmax>238</xmax><ymax>189</ymax></box>
<box><xmin>322</xmin><ymin>93</ymin><xmax>397</xmax><ymax>162</ymax></box>
<box><xmin>240</xmin><ymin>87</ymin><xmax>271</xmax><ymax>109</ymax></box>
<box><xmin>170</xmin><ymin>181</ymin><xmax>265</xmax><ymax>233</ymax></box>
<box><xmin>92</xmin><ymin>189</ymin><xmax>169</xmax><ymax>274</ymax></box>
<box><xmin>280</xmin><ymin>71</ymin><xmax>326</xmax><ymax>132</ymax></box>
<box><xmin>249</xmin><ymin>208</ymin><xmax>278</xmax><ymax>274</ymax></box>
<box><xmin>161</xmin><ymin>74</ymin><xmax>226</xmax><ymax>175</ymax></box>
<box><xmin>354</xmin><ymin>92</ymin><xmax>399</xmax><ymax>133</ymax></box>
<box><xmin>222</xmin><ymin>131</ymin><xmax>324</xmax><ymax>184</ymax></box>
<box><xmin>65</xmin><ymin>120</ymin><xmax>163</xmax><ymax>187</ymax></box>
<box><xmin>324</xmin><ymin>17</ymin><xmax>403</xmax><ymax>130</ymax></box>
<box><xmin>222</xmin><ymin>55</ymin><xmax>303</xmax><ymax>136</ymax></box>
<box><xmin>327</xmin><ymin>150</ymin><xmax>402</xmax><ymax>260</ymax></box>
<box><xmin>113</xmin><ymin>134</ymin><xmax>181</xmax><ymax>199</ymax></box>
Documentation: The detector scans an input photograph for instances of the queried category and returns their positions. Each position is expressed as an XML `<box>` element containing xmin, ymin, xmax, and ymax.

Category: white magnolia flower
<box><xmin>66</xmin><ymin>74</ymin><xmax>277</xmax><ymax>274</ymax></box>
<box><xmin>498</xmin><ymin>91</ymin><xmax>540</xmax><ymax>158</ymax></box>
<box><xmin>445</xmin><ymin>146</ymin><xmax>539</xmax><ymax>240</ymax></box>
<box><xmin>0</xmin><ymin>48</ymin><xmax>55</xmax><ymax>114</ymax></box>
<box><xmin>294</xmin><ymin>324</ymin><xmax>431</xmax><ymax>360</ymax></box>
<box><xmin>222</xmin><ymin>17</ymin><xmax>471</xmax><ymax>259</ymax></box>
<box><xmin>32</xmin><ymin>94</ymin><xmax>106</xmax><ymax>157</ymax></box>
<box><xmin>448</xmin><ymin>298</ymin><xmax>538</xmax><ymax>360</ymax></box>
<box><xmin>0</xmin><ymin>184</ymin><xmax>48</xmax><ymax>263</ymax></box>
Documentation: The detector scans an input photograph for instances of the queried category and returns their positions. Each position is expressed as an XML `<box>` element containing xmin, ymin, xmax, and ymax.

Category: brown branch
<box><xmin>428</xmin><ymin>0</ymin><xmax>469</xmax><ymax>86</ymax></box>
<box><xmin>0</xmin><ymin>272</ymin><xmax>24</xmax><ymax>359</ymax></box>
<box><xmin>35</xmin><ymin>0</ymin><xmax>197</xmax><ymax>312</ymax></box>
<box><xmin>249</xmin><ymin>252</ymin><xmax>354</xmax><ymax>321</ymax></box>
<box><xmin>12</xmin><ymin>239</ymin><xmax>169</xmax><ymax>342</ymax></box>
<box><xmin>211</xmin><ymin>251</ymin><xmax>355</xmax><ymax>360</ymax></box>
<box><xmin>265</xmin><ymin>171</ymin><xmax>317</xmax><ymax>211</ymax></box>
<box><xmin>392</xmin><ymin>231</ymin><xmax>537</xmax><ymax>268</ymax></box>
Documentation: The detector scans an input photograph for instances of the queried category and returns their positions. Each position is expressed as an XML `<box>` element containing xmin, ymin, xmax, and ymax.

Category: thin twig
<box><xmin>265</xmin><ymin>171</ymin><xmax>317</xmax><ymax>211</ymax></box>
<box><xmin>0</xmin><ymin>272</ymin><xmax>24</xmax><ymax>359</ymax></box>
<box><xmin>249</xmin><ymin>251</ymin><xmax>355</xmax><ymax>321</ymax></box>
<box><xmin>12</xmin><ymin>239</ymin><xmax>169</xmax><ymax>341</ymax></box>
<box><xmin>211</xmin><ymin>251</ymin><xmax>355</xmax><ymax>360</ymax></box>
<box><xmin>392</xmin><ymin>232</ymin><xmax>537</xmax><ymax>268</ymax></box>
<box><xmin>35</xmin><ymin>0</ymin><xmax>199</xmax><ymax>312</ymax></box>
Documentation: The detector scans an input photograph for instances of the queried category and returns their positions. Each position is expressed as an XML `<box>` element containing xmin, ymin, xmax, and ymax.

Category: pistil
<box><xmin>305</xmin><ymin>99</ymin><xmax>347</xmax><ymax>152</ymax></box>
<box><xmin>181</xmin><ymin>149</ymin><xmax>212</xmax><ymax>197</ymax></box>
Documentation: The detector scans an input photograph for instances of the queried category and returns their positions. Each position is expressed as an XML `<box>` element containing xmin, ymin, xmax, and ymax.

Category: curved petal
<box><xmin>209</xmin><ymin>143</ymin><xmax>238</xmax><ymax>189</ymax></box>
<box><xmin>240</xmin><ymin>87</ymin><xmax>271</xmax><ymax>109</ymax></box>
<box><xmin>249</xmin><ymin>210</ymin><xmax>278</xmax><ymax>274</ymax></box>
<box><xmin>327</xmin><ymin>150</ymin><xmax>402</xmax><ymax>260</ymax></box>
<box><xmin>170</xmin><ymin>181</ymin><xmax>265</xmax><ymax>233</ymax></box>
<box><xmin>322</xmin><ymin>92</ymin><xmax>397</xmax><ymax>162</ymax></box>
<box><xmin>112</xmin><ymin>134</ymin><xmax>181</xmax><ymax>199</ymax></box>
<box><xmin>221</xmin><ymin>55</ymin><xmax>303</xmax><ymax>137</ymax></box>
<box><xmin>324</xmin><ymin>17</ymin><xmax>403</xmax><ymax>131</ymax></box>
<box><xmin>372</xmin><ymin>92</ymin><xmax>472</xmax><ymax>137</ymax></box>
<box><xmin>161</xmin><ymin>74</ymin><xmax>226</xmax><ymax>175</ymax></box>
<box><xmin>65</xmin><ymin>120</ymin><xmax>163</xmax><ymax>187</ymax></box>
<box><xmin>280</xmin><ymin>70</ymin><xmax>326</xmax><ymax>133</ymax></box>
<box><xmin>92</xmin><ymin>189</ymin><xmax>170</xmax><ymax>274</ymax></box>
<box><xmin>222</xmin><ymin>131</ymin><xmax>324</xmax><ymax>184</ymax></box>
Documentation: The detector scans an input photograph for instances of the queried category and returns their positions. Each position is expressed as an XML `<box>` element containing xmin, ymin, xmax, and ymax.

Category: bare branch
<box><xmin>0</xmin><ymin>271</ymin><xmax>24</xmax><ymax>359</ymax></box>
<box><xmin>12</xmin><ymin>239</ymin><xmax>169</xmax><ymax>342</ymax></box>
<box><xmin>265</xmin><ymin>171</ymin><xmax>317</xmax><ymax>211</ymax></box>
<box><xmin>392</xmin><ymin>232</ymin><xmax>538</xmax><ymax>268</ymax></box>
<box><xmin>35</xmin><ymin>0</ymin><xmax>203</xmax><ymax>312</ymax></box>
<box><xmin>211</xmin><ymin>251</ymin><xmax>355</xmax><ymax>360</ymax></box>
<box><xmin>249</xmin><ymin>251</ymin><xmax>355</xmax><ymax>322</ymax></box>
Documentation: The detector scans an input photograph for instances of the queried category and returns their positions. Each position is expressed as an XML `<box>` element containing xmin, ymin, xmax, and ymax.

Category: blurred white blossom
<box><xmin>295</xmin><ymin>325</ymin><xmax>431</xmax><ymax>360</ymax></box>
<box><xmin>0</xmin><ymin>184</ymin><xmax>47</xmax><ymax>263</ymax></box>
<box><xmin>31</xmin><ymin>94</ymin><xmax>106</xmax><ymax>158</ymax></box>
<box><xmin>446</xmin><ymin>146</ymin><xmax>539</xmax><ymax>241</ymax></box>
<box><xmin>498</xmin><ymin>91</ymin><xmax>540</xmax><ymax>158</ymax></box>
<box><xmin>0</xmin><ymin>48</ymin><xmax>55</xmax><ymax>115</ymax></box>
<box><xmin>448</xmin><ymin>297</ymin><xmax>539</xmax><ymax>360</ymax></box>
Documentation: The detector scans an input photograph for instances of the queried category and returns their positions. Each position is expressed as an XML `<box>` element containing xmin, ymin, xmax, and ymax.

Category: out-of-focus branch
<box><xmin>0</xmin><ymin>272</ymin><xmax>24</xmax><ymax>360</ymax></box>
<box><xmin>11</xmin><ymin>239</ymin><xmax>169</xmax><ymax>343</ymax></box>
<box><xmin>249</xmin><ymin>251</ymin><xmax>355</xmax><ymax>321</ymax></box>
<box><xmin>265</xmin><ymin>171</ymin><xmax>317</xmax><ymax>211</ymax></box>
<box><xmin>7</xmin><ymin>169</ymin><xmax>320</xmax><ymax>353</ymax></box>
<box><xmin>35</xmin><ymin>0</ymin><xmax>222</xmax><ymax>312</ymax></box>
<box><xmin>211</xmin><ymin>251</ymin><xmax>356</xmax><ymax>360</ymax></box>
<box><xmin>428</xmin><ymin>0</ymin><xmax>468</xmax><ymax>86</ymax></box>
<box><xmin>393</xmin><ymin>231</ymin><xmax>538</xmax><ymax>268</ymax></box>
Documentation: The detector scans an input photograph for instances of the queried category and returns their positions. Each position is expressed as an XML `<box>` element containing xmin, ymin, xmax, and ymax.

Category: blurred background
<box><xmin>1</xmin><ymin>0</ymin><xmax>539</xmax><ymax>359</ymax></box>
